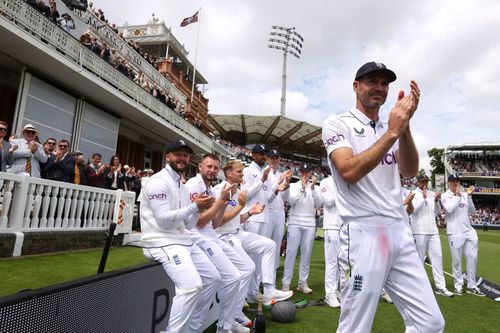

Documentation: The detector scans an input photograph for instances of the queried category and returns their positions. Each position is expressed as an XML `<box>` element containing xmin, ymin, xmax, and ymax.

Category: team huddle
<box><xmin>140</xmin><ymin>62</ymin><xmax>484</xmax><ymax>333</ymax></box>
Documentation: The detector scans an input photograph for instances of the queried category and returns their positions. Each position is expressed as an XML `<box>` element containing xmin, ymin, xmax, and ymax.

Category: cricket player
<box><xmin>319</xmin><ymin>169</ymin><xmax>341</xmax><ymax>307</ymax></box>
<box><xmin>140</xmin><ymin>140</ymin><xmax>220</xmax><ymax>333</ymax></box>
<box><xmin>411</xmin><ymin>174</ymin><xmax>453</xmax><ymax>297</ymax></box>
<box><xmin>322</xmin><ymin>62</ymin><xmax>444</xmax><ymax>332</ymax></box>
<box><xmin>440</xmin><ymin>174</ymin><xmax>485</xmax><ymax>297</ymax></box>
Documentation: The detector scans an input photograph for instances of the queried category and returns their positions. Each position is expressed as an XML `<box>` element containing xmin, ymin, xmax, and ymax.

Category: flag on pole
<box><xmin>180</xmin><ymin>11</ymin><xmax>199</xmax><ymax>27</ymax></box>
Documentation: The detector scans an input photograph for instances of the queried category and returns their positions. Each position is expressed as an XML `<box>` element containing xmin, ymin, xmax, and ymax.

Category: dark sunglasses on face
<box><xmin>47</xmin><ymin>142</ymin><xmax>56</xmax><ymax>145</ymax></box>
<box><xmin>59</xmin><ymin>145</ymin><xmax>68</xmax><ymax>148</ymax></box>
<box><xmin>25</xmin><ymin>130</ymin><xmax>36</xmax><ymax>134</ymax></box>
<box><xmin>0</xmin><ymin>127</ymin><xmax>7</xmax><ymax>132</ymax></box>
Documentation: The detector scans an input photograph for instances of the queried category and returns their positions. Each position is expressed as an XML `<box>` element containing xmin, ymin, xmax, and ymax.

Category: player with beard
<box><xmin>140</xmin><ymin>140</ymin><xmax>221</xmax><ymax>333</ymax></box>
<box><xmin>322</xmin><ymin>62</ymin><xmax>444</xmax><ymax>332</ymax></box>
<box><xmin>185</xmin><ymin>154</ymin><xmax>252</xmax><ymax>333</ymax></box>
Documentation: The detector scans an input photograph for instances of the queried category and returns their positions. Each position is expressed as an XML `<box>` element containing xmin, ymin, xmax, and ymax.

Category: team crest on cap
<box><xmin>179</xmin><ymin>140</ymin><xmax>185</xmax><ymax>145</ymax></box>
<box><xmin>375</xmin><ymin>62</ymin><xmax>384</xmax><ymax>69</ymax></box>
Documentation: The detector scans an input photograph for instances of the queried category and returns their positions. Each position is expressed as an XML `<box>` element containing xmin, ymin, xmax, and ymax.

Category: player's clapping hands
<box><xmin>237</xmin><ymin>189</ymin><xmax>248</xmax><ymax>207</ymax></box>
<box><xmin>249</xmin><ymin>202</ymin><xmax>265</xmax><ymax>216</ymax></box>
<box><xmin>195</xmin><ymin>194</ymin><xmax>215</xmax><ymax>211</ymax></box>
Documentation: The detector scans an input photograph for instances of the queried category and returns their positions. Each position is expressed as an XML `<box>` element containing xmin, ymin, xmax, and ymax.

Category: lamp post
<box><xmin>268</xmin><ymin>26</ymin><xmax>304</xmax><ymax>117</ymax></box>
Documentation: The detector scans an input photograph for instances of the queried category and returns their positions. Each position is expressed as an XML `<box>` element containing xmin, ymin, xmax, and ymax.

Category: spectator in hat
<box><xmin>0</xmin><ymin>121</ymin><xmax>16</xmax><ymax>172</ymax></box>
<box><xmin>59</xmin><ymin>13</ymin><xmax>75</xmax><ymax>33</ymax></box>
<box><xmin>44</xmin><ymin>139</ymin><xmax>76</xmax><ymax>183</ymax></box>
<box><xmin>282</xmin><ymin>163</ymin><xmax>322</xmax><ymax>294</ymax></box>
<box><xmin>8</xmin><ymin>124</ymin><xmax>47</xmax><ymax>177</ymax></box>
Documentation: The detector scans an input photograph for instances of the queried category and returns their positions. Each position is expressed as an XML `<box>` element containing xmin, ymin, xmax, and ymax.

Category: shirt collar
<box><xmin>165</xmin><ymin>164</ymin><xmax>181</xmax><ymax>183</ymax></box>
<box><xmin>349</xmin><ymin>107</ymin><xmax>382</xmax><ymax>127</ymax></box>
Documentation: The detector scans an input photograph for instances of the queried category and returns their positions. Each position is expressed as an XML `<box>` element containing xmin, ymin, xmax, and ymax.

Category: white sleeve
<box><xmin>145</xmin><ymin>178</ymin><xmax>199</xmax><ymax>229</ymax></box>
<box><xmin>322</xmin><ymin>115</ymin><xmax>352</xmax><ymax>158</ymax></box>
<box><xmin>319</xmin><ymin>180</ymin><xmax>334</xmax><ymax>208</ymax></box>
<box><xmin>242</xmin><ymin>167</ymin><xmax>263</xmax><ymax>200</ymax></box>
<box><xmin>440</xmin><ymin>193</ymin><xmax>460</xmax><ymax>214</ymax></box>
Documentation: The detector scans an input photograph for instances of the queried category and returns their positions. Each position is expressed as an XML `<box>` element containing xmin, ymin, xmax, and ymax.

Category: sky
<box><xmin>97</xmin><ymin>0</ymin><xmax>500</xmax><ymax>173</ymax></box>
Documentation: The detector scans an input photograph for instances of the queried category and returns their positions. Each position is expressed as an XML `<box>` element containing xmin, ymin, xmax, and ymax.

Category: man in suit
<box><xmin>8</xmin><ymin>124</ymin><xmax>47</xmax><ymax>177</ymax></box>
<box><xmin>43</xmin><ymin>139</ymin><xmax>76</xmax><ymax>183</ymax></box>
<box><xmin>0</xmin><ymin>121</ymin><xmax>16</xmax><ymax>172</ymax></box>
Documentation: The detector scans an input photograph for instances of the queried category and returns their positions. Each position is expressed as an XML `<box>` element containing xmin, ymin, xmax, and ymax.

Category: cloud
<box><xmin>100</xmin><ymin>0</ymin><xmax>500</xmax><ymax>172</ymax></box>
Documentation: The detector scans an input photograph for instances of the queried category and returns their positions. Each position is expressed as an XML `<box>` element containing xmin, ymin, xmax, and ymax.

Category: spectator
<box><xmin>47</xmin><ymin>0</ymin><xmax>60</xmax><ymax>24</ymax></box>
<box><xmin>104</xmin><ymin>155</ymin><xmax>127</xmax><ymax>190</ymax></box>
<box><xmin>0</xmin><ymin>121</ymin><xmax>15</xmax><ymax>172</ymax></box>
<box><xmin>100</xmin><ymin>42</ymin><xmax>111</xmax><ymax>62</ymax></box>
<box><xmin>72</xmin><ymin>151</ymin><xmax>88</xmax><ymax>185</ymax></box>
<box><xmin>79</xmin><ymin>31</ymin><xmax>92</xmax><ymax>47</ymax></box>
<box><xmin>43</xmin><ymin>139</ymin><xmax>76</xmax><ymax>183</ymax></box>
<box><xmin>8</xmin><ymin>124</ymin><xmax>47</xmax><ymax>177</ymax></box>
<box><xmin>34</xmin><ymin>0</ymin><xmax>50</xmax><ymax>16</ymax></box>
<box><xmin>90</xmin><ymin>37</ymin><xmax>101</xmax><ymax>55</ymax></box>
<box><xmin>40</xmin><ymin>137</ymin><xmax>57</xmax><ymax>178</ymax></box>
<box><xmin>59</xmin><ymin>13</ymin><xmax>75</xmax><ymax>33</ymax></box>
<box><xmin>85</xmin><ymin>152</ymin><xmax>107</xmax><ymax>187</ymax></box>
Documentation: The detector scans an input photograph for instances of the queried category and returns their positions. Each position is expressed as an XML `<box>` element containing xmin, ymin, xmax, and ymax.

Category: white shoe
<box><xmin>435</xmin><ymin>288</ymin><xmax>454</xmax><ymax>297</ymax></box>
<box><xmin>264</xmin><ymin>289</ymin><xmax>293</xmax><ymax>306</ymax></box>
<box><xmin>246</xmin><ymin>292</ymin><xmax>262</xmax><ymax>304</ymax></box>
<box><xmin>216</xmin><ymin>326</ymin><xmax>232</xmax><ymax>333</ymax></box>
<box><xmin>282</xmin><ymin>283</ymin><xmax>290</xmax><ymax>291</ymax></box>
<box><xmin>380</xmin><ymin>291</ymin><xmax>393</xmax><ymax>303</ymax></box>
<box><xmin>232</xmin><ymin>322</ymin><xmax>250</xmax><ymax>333</ymax></box>
<box><xmin>325</xmin><ymin>294</ymin><xmax>340</xmax><ymax>308</ymax></box>
<box><xmin>297</xmin><ymin>282</ymin><xmax>313</xmax><ymax>294</ymax></box>
<box><xmin>234</xmin><ymin>312</ymin><xmax>252</xmax><ymax>328</ymax></box>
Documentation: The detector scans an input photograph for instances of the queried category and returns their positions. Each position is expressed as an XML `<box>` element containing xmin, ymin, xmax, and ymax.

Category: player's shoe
<box><xmin>454</xmin><ymin>287</ymin><xmax>463</xmax><ymax>296</ymax></box>
<box><xmin>246</xmin><ymin>292</ymin><xmax>262</xmax><ymax>304</ymax></box>
<box><xmin>281</xmin><ymin>283</ymin><xmax>290</xmax><ymax>291</ymax></box>
<box><xmin>325</xmin><ymin>294</ymin><xmax>341</xmax><ymax>308</ymax></box>
<box><xmin>235</xmin><ymin>312</ymin><xmax>252</xmax><ymax>328</ymax></box>
<box><xmin>216</xmin><ymin>325</ymin><xmax>232</xmax><ymax>333</ymax></box>
<box><xmin>263</xmin><ymin>289</ymin><xmax>293</xmax><ymax>307</ymax></box>
<box><xmin>466</xmin><ymin>287</ymin><xmax>486</xmax><ymax>297</ymax></box>
<box><xmin>435</xmin><ymin>288</ymin><xmax>454</xmax><ymax>297</ymax></box>
<box><xmin>232</xmin><ymin>322</ymin><xmax>251</xmax><ymax>333</ymax></box>
<box><xmin>297</xmin><ymin>282</ymin><xmax>313</xmax><ymax>294</ymax></box>
<box><xmin>380</xmin><ymin>291</ymin><xmax>393</xmax><ymax>303</ymax></box>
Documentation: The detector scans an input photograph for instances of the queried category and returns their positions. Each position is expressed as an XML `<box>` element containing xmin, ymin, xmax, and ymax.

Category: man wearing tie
<box><xmin>8</xmin><ymin>124</ymin><xmax>47</xmax><ymax>177</ymax></box>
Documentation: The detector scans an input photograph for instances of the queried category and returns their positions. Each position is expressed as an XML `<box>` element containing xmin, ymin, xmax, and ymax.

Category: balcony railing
<box><xmin>0</xmin><ymin>0</ymin><xmax>214</xmax><ymax>152</ymax></box>
<box><xmin>0</xmin><ymin>172</ymin><xmax>135</xmax><ymax>255</ymax></box>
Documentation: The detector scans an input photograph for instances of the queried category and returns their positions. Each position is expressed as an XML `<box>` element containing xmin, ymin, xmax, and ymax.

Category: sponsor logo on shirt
<box><xmin>324</xmin><ymin>133</ymin><xmax>346</xmax><ymax>147</ymax></box>
<box><xmin>353</xmin><ymin>127</ymin><xmax>365</xmax><ymax>137</ymax></box>
<box><xmin>380</xmin><ymin>151</ymin><xmax>398</xmax><ymax>165</ymax></box>
<box><xmin>321</xmin><ymin>187</ymin><xmax>327</xmax><ymax>192</ymax></box>
<box><xmin>148</xmin><ymin>193</ymin><xmax>167</xmax><ymax>200</ymax></box>
<box><xmin>459</xmin><ymin>203</ymin><xmax>467</xmax><ymax>208</ymax></box>
<box><xmin>262</xmin><ymin>185</ymin><xmax>268</xmax><ymax>191</ymax></box>
<box><xmin>190</xmin><ymin>192</ymin><xmax>199</xmax><ymax>202</ymax></box>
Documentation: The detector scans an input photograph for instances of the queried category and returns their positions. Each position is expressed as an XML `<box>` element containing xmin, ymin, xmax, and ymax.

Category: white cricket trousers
<box><xmin>218</xmin><ymin>232</ymin><xmax>256</xmax><ymax>320</ymax></box>
<box><xmin>337</xmin><ymin>218</ymin><xmax>444</xmax><ymax>333</ymax></box>
<box><xmin>268</xmin><ymin>209</ymin><xmax>286</xmax><ymax>270</ymax></box>
<box><xmin>413</xmin><ymin>234</ymin><xmax>447</xmax><ymax>290</ymax></box>
<box><xmin>447</xmin><ymin>229</ymin><xmax>479</xmax><ymax>290</ymax></box>
<box><xmin>282</xmin><ymin>224</ymin><xmax>316</xmax><ymax>285</ymax></box>
<box><xmin>324</xmin><ymin>228</ymin><xmax>340</xmax><ymax>297</ymax></box>
<box><xmin>143</xmin><ymin>244</ymin><xmax>221</xmax><ymax>333</ymax></box>
<box><xmin>198</xmin><ymin>239</ymin><xmax>242</xmax><ymax>331</ymax></box>
<box><xmin>244</xmin><ymin>220</ymin><xmax>275</xmax><ymax>295</ymax></box>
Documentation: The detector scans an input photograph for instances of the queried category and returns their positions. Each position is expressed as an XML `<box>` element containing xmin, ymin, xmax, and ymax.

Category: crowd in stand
<box><xmin>0</xmin><ymin>122</ymin><xmax>154</xmax><ymax>202</ymax></box>
<box><xmin>449</xmin><ymin>153</ymin><xmax>500</xmax><ymax>175</ymax></box>
<box><xmin>470</xmin><ymin>207</ymin><xmax>500</xmax><ymax>225</ymax></box>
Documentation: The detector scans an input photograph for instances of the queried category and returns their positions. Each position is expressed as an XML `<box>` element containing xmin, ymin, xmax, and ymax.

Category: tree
<box><xmin>428</xmin><ymin>148</ymin><xmax>445</xmax><ymax>187</ymax></box>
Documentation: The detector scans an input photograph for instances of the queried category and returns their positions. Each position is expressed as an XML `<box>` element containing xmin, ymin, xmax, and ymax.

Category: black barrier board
<box><xmin>0</xmin><ymin>262</ymin><xmax>175</xmax><ymax>332</ymax></box>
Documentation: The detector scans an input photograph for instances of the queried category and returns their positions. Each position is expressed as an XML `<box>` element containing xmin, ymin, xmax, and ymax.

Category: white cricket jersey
<box><xmin>410</xmin><ymin>188</ymin><xmax>439</xmax><ymax>235</ymax></box>
<box><xmin>322</xmin><ymin>108</ymin><xmax>405</xmax><ymax>221</ymax></box>
<box><xmin>213</xmin><ymin>180</ymin><xmax>242</xmax><ymax>234</ymax></box>
<box><xmin>242</xmin><ymin>161</ymin><xmax>270</xmax><ymax>223</ymax></box>
<box><xmin>185</xmin><ymin>174</ymin><xmax>218</xmax><ymax>240</ymax></box>
<box><xmin>287</xmin><ymin>181</ymin><xmax>322</xmax><ymax>227</ymax></box>
<box><xmin>140</xmin><ymin>165</ymin><xmax>199</xmax><ymax>247</ymax></box>
<box><xmin>267</xmin><ymin>168</ymin><xmax>290</xmax><ymax>211</ymax></box>
<box><xmin>440</xmin><ymin>190</ymin><xmax>476</xmax><ymax>235</ymax></box>
<box><xmin>319</xmin><ymin>176</ymin><xmax>341</xmax><ymax>230</ymax></box>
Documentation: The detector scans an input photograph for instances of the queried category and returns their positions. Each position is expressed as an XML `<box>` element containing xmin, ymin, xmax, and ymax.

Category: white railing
<box><xmin>0</xmin><ymin>0</ymin><xmax>214</xmax><ymax>152</ymax></box>
<box><xmin>0</xmin><ymin>172</ymin><xmax>135</xmax><ymax>237</ymax></box>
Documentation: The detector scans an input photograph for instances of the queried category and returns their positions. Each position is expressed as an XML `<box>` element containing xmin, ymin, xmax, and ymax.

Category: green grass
<box><xmin>1</xmin><ymin>231</ymin><xmax>499</xmax><ymax>332</ymax></box>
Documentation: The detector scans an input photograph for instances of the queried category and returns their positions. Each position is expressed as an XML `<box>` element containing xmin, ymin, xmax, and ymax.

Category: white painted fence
<box><xmin>0</xmin><ymin>172</ymin><xmax>135</xmax><ymax>256</ymax></box>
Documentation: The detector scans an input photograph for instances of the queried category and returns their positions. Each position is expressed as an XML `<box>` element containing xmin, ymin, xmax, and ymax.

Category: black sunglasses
<box><xmin>0</xmin><ymin>128</ymin><xmax>7</xmax><ymax>132</ymax></box>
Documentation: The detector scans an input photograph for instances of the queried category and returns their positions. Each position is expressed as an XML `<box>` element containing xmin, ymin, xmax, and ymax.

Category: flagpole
<box><xmin>190</xmin><ymin>8</ymin><xmax>201</xmax><ymax>102</ymax></box>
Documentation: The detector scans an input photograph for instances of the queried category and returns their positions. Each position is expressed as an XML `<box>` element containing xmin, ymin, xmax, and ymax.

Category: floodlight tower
<box><xmin>268</xmin><ymin>26</ymin><xmax>304</xmax><ymax>117</ymax></box>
